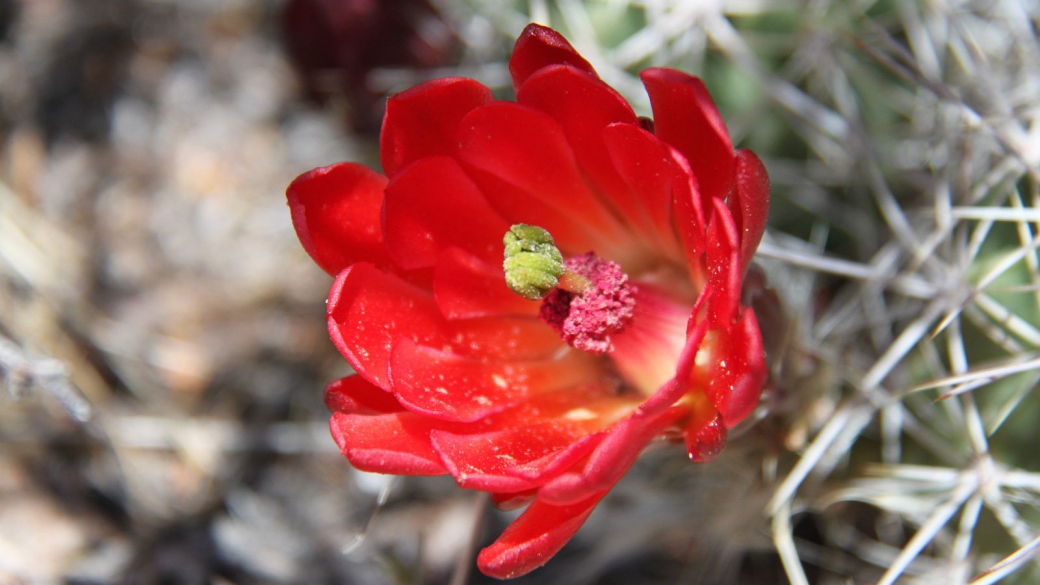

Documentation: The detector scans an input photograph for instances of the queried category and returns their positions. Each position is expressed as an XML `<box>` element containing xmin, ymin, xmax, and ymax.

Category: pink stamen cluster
<box><xmin>539</xmin><ymin>253</ymin><xmax>636</xmax><ymax>354</ymax></box>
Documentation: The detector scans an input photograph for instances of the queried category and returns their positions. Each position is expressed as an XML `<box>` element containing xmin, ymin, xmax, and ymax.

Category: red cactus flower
<box><xmin>282</xmin><ymin>0</ymin><xmax>456</xmax><ymax>132</ymax></box>
<box><xmin>287</xmin><ymin>23</ymin><xmax>770</xmax><ymax>579</ymax></box>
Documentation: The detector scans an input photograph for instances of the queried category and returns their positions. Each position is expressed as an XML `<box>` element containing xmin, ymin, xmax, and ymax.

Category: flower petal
<box><xmin>610</xmin><ymin>283</ymin><xmax>693</xmax><ymax>398</ymax></box>
<box><xmin>433</xmin><ymin>247</ymin><xmax>539</xmax><ymax>320</ymax></box>
<box><xmin>685</xmin><ymin>409</ymin><xmax>727</xmax><ymax>463</ymax></box>
<box><xmin>404</xmin><ymin>384</ymin><xmax>633</xmax><ymax>490</ymax></box>
<box><xmin>641</xmin><ymin>68</ymin><xmax>736</xmax><ymax>206</ymax></box>
<box><xmin>477</xmin><ymin>491</ymin><xmax>607</xmax><ymax>579</ymax></box>
<box><xmin>501</xmin><ymin>433</ymin><xmax>607</xmax><ymax>482</ymax></box>
<box><xmin>705</xmin><ymin>199</ymin><xmax>742</xmax><ymax>326</ymax></box>
<box><xmin>602</xmin><ymin>123</ymin><xmax>683</xmax><ymax>259</ymax></box>
<box><xmin>382</xmin><ymin>156</ymin><xmax>509</xmax><ymax>269</ymax></box>
<box><xmin>634</xmin><ymin>298</ymin><xmax>710</xmax><ymax>415</ymax></box>
<box><xmin>430</xmin><ymin>425</ymin><xmax>605</xmax><ymax>492</ymax></box>
<box><xmin>669</xmin><ymin>148</ymin><xmax>708</xmax><ymax>278</ymax></box>
<box><xmin>517</xmin><ymin>65</ymin><xmax>642</xmax><ymax>233</ymax></box>
<box><xmin>731</xmin><ymin>149</ymin><xmax>771</xmax><ymax>269</ymax></box>
<box><xmin>491</xmin><ymin>490</ymin><xmax>537</xmax><ymax>511</ymax></box>
<box><xmin>706</xmin><ymin>308</ymin><xmax>766</xmax><ymax>426</ymax></box>
<box><xmin>448</xmin><ymin>316</ymin><xmax>565</xmax><ymax>361</ymax></box>
<box><xmin>330</xmin><ymin>411</ymin><xmax>450</xmax><ymax>475</ymax></box>
<box><xmin>327</xmin><ymin>263</ymin><xmax>448</xmax><ymax>388</ymax></box>
<box><xmin>389</xmin><ymin>337</ymin><xmax>602</xmax><ymax>422</ymax></box>
<box><xmin>380</xmin><ymin>77</ymin><xmax>493</xmax><ymax>177</ymax></box>
<box><xmin>325</xmin><ymin>375</ymin><xmax>403</xmax><ymax>414</ymax></box>
<box><xmin>509</xmin><ymin>23</ymin><xmax>597</xmax><ymax>90</ymax></box>
<box><xmin>287</xmin><ymin>162</ymin><xmax>390</xmax><ymax>275</ymax></box>
<box><xmin>538</xmin><ymin>406</ymin><xmax>686</xmax><ymax>506</ymax></box>
<box><xmin>457</xmin><ymin>102</ymin><xmax>630</xmax><ymax>258</ymax></box>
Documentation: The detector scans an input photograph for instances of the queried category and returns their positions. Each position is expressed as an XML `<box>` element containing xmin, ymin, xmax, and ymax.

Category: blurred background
<box><xmin>2</xmin><ymin>0</ymin><xmax>1040</xmax><ymax>583</ymax></box>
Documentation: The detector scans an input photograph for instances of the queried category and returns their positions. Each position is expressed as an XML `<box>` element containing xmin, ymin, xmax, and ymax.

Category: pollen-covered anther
<box><xmin>540</xmin><ymin>253</ymin><xmax>636</xmax><ymax>354</ymax></box>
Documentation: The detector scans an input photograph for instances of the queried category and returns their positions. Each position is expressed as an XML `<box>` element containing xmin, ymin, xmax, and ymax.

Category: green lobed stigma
<box><xmin>503</xmin><ymin>224</ymin><xmax>566</xmax><ymax>300</ymax></box>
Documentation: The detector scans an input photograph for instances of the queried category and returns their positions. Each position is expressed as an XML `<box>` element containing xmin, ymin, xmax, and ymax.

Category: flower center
<box><xmin>503</xmin><ymin>224</ymin><xmax>636</xmax><ymax>355</ymax></box>
<box><xmin>539</xmin><ymin>254</ymin><xmax>636</xmax><ymax>354</ymax></box>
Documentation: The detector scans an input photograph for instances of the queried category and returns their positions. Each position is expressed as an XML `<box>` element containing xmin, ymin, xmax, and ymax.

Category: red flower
<box><xmin>282</xmin><ymin>0</ymin><xmax>456</xmax><ymax>132</ymax></box>
<box><xmin>287</xmin><ymin>24</ymin><xmax>770</xmax><ymax>579</ymax></box>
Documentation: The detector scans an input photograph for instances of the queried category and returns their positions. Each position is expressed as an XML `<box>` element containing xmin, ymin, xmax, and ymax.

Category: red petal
<box><xmin>509</xmin><ymin>24</ymin><xmax>597</xmax><ymax>90</ymax></box>
<box><xmin>330</xmin><ymin>411</ymin><xmax>449</xmax><ymax>475</ymax></box>
<box><xmin>325</xmin><ymin>375</ymin><xmax>403</xmax><ymax>413</ymax></box>
<box><xmin>388</xmin><ymin>337</ymin><xmax>601</xmax><ymax>422</ymax></box>
<box><xmin>634</xmin><ymin>309</ymin><xmax>709</xmax><ymax>415</ymax></box>
<box><xmin>433</xmin><ymin>248</ymin><xmax>539</xmax><ymax>320</ymax></box>
<box><xmin>491</xmin><ymin>490</ymin><xmax>537</xmax><ymax>511</ymax></box>
<box><xmin>539</xmin><ymin>406</ymin><xmax>685</xmax><ymax>506</ymax></box>
<box><xmin>380</xmin><ymin>77</ymin><xmax>492</xmax><ymax>177</ymax></box>
<box><xmin>705</xmin><ymin>199</ymin><xmax>741</xmax><ymax>326</ymax></box>
<box><xmin>502</xmin><ymin>433</ymin><xmax>607</xmax><ymax>482</ymax></box>
<box><xmin>706</xmin><ymin>309</ymin><xmax>766</xmax><ymax>426</ymax></box>
<box><xmin>685</xmin><ymin>411</ymin><xmax>727</xmax><ymax>463</ymax></box>
<box><xmin>669</xmin><ymin>148</ymin><xmax>708</xmax><ymax>276</ymax></box>
<box><xmin>517</xmin><ymin>65</ymin><xmax>641</xmax><ymax>229</ymax></box>
<box><xmin>641</xmin><ymin>68</ymin><xmax>736</xmax><ymax>206</ymax></box>
<box><xmin>456</xmin><ymin>102</ymin><xmax>629</xmax><ymax>258</ymax></box>
<box><xmin>449</xmin><ymin>316</ymin><xmax>565</xmax><ymax>361</ymax></box>
<box><xmin>609</xmin><ymin>283</ymin><xmax>694</xmax><ymax>398</ymax></box>
<box><xmin>430</xmin><ymin>425</ymin><xmax>604</xmax><ymax>492</ymax></box>
<box><xmin>382</xmin><ymin>156</ymin><xmax>509</xmax><ymax>269</ymax></box>
<box><xmin>287</xmin><ymin>162</ymin><xmax>390</xmax><ymax>275</ymax></box>
<box><xmin>602</xmin><ymin>123</ymin><xmax>682</xmax><ymax>257</ymax></box>
<box><xmin>731</xmin><ymin>149</ymin><xmax>770</xmax><ymax>269</ymax></box>
<box><xmin>327</xmin><ymin>263</ymin><xmax>448</xmax><ymax>387</ymax></box>
<box><xmin>477</xmin><ymin>491</ymin><xmax>607</xmax><ymax>579</ymax></box>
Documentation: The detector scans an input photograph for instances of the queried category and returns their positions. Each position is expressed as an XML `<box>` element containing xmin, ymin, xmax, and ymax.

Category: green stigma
<box><xmin>503</xmin><ymin>224</ymin><xmax>565</xmax><ymax>300</ymax></box>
